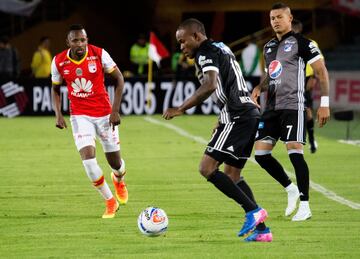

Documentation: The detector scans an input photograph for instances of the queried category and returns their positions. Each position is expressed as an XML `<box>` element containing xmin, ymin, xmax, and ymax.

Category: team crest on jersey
<box><xmin>88</xmin><ymin>61</ymin><xmax>97</xmax><ymax>73</ymax></box>
<box><xmin>268</xmin><ymin>60</ymin><xmax>282</xmax><ymax>79</ymax></box>
<box><xmin>284</xmin><ymin>43</ymin><xmax>292</xmax><ymax>52</ymax></box>
<box><xmin>71</xmin><ymin>78</ymin><xmax>93</xmax><ymax>98</ymax></box>
<box><xmin>76</xmin><ymin>68</ymin><xmax>83</xmax><ymax>76</ymax></box>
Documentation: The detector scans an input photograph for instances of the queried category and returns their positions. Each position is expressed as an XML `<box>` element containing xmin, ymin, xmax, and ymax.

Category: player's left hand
<box><xmin>162</xmin><ymin>108</ymin><xmax>184</xmax><ymax>120</ymax></box>
<box><xmin>109</xmin><ymin>111</ymin><xmax>121</xmax><ymax>130</ymax></box>
<box><xmin>317</xmin><ymin>107</ymin><xmax>330</xmax><ymax>127</ymax></box>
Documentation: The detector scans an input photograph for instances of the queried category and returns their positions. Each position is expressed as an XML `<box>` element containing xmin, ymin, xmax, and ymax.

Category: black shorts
<box><xmin>205</xmin><ymin>118</ymin><xmax>258</xmax><ymax>169</ymax></box>
<box><xmin>255</xmin><ymin>109</ymin><xmax>306</xmax><ymax>144</ymax></box>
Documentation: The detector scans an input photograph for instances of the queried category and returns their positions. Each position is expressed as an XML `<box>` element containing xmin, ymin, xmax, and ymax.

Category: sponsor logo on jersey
<box><xmin>88</xmin><ymin>61</ymin><xmax>97</xmax><ymax>73</ymax></box>
<box><xmin>76</xmin><ymin>68</ymin><xmax>83</xmax><ymax>76</ymax></box>
<box><xmin>266</xmin><ymin>40</ymin><xmax>276</xmax><ymax>47</ymax></box>
<box><xmin>87</xmin><ymin>56</ymin><xmax>98</xmax><ymax>60</ymax></box>
<box><xmin>284</xmin><ymin>43</ymin><xmax>292</xmax><ymax>52</ymax></box>
<box><xmin>268</xmin><ymin>60</ymin><xmax>282</xmax><ymax>79</ymax></box>
<box><xmin>59</xmin><ymin>60</ymin><xmax>70</xmax><ymax>67</ymax></box>
<box><xmin>198</xmin><ymin>55</ymin><xmax>213</xmax><ymax>66</ymax></box>
<box><xmin>64</xmin><ymin>69</ymin><xmax>70</xmax><ymax>75</ymax></box>
<box><xmin>285</xmin><ymin>40</ymin><xmax>296</xmax><ymax>44</ymax></box>
<box><xmin>71</xmin><ymin>78</ymin><xmax>93</xmax><ymax>98</ymax></box>
<box><xmin>309</xmin><ymin>41</ymin><xmax>320</xmax><ymax>54</ymax></box>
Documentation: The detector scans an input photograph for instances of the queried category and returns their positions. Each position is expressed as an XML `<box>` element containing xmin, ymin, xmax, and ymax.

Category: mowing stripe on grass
<box><xmin>145</xmin><ymin>116</ymin><xmax>360</xmax><ymax>210</ymax></box>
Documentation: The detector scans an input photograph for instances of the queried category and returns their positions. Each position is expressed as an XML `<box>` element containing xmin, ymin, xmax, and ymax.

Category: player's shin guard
<box><xmin>208</xmin><ymin>170</ymin><xmax>257</xmax><ymax>212</ymax></box>
<box><xmin>255</xmin><ymin>151</ymin><xmax>292</xmax><ymax>188</ymax></box>
<box><xmin>288</xmin><ymin>150</ymin><xmax>309</xmax><ymax>201</ymax></box>
<box><xmin>111</xmin><ymin>158</ymin><xmax>126</xmax><ymax>182</ymax></box>
<box><xmin>82</xmin><ymin>158</ymin><xmax>113</xmax><ymax>200</ymax></box>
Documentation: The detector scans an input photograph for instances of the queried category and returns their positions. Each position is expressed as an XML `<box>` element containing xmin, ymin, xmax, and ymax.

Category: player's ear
<box><xmin>66</xmin><ymin>38</ymin><xmax>70</xmax><ymax>47</ymax></box>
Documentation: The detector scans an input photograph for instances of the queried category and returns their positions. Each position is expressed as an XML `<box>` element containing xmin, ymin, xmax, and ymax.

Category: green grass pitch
<box><xmin>0</xmin><ymin>115</ymin><xmax>359</xmax><ymax>258</ymax></box>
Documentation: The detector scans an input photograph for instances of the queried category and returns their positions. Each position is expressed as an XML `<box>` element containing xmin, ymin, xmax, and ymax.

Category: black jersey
<box><xmin>195</xmin><ymin>40</ymin><xmax>259</xmax><ymax>123</ymax></box>
<box><xmin>263</xmin><ymin>31</ymin><xmax>322</xmax><ymax>112</ymax></box>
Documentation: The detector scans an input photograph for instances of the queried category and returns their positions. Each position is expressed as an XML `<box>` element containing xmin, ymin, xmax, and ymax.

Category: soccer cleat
<box><xmin>102</xmin><ymin>197</ymin><xmax>119</xmax><ymax>219</ymax></box>
<box><xmin>112</xmin><ymin>173</ymin><xmax>128</xmax><ymax>205</ymax></box>
<box><xmin>244</xmin><ymin>227</ymin><xmax>273</xmax><ymax>242</ymax></box>
<box><xmin>285</xmin><ymin>184</ymin><xmax>300</xmax><ymax>216</ymax></box>
<box><xmin>292</xmin><ymin>201</ymin><xmax>312</xmax><ymax>221</ymax></box>
<box><xmin>310</xmin><ymin>141</ymin><xmax>318</xmax><ymax>154</ymax></box>
<box><xmin>238</xmin><ymin>207</ymin><xmax>268</xmax><ymax>237</ymax></box>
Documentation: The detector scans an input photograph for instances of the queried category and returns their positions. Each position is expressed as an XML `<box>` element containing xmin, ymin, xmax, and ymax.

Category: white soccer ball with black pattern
<box><xmin>137</xmin><ymin>207</ymin><xmax>168</xmax><ymax>237</ymax></box>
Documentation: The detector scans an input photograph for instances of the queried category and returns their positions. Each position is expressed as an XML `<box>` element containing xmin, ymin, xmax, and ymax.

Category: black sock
<box><xmin>255</xmin><ymin>154</ymin><xmax>292</xmax><ymax>188</ymax></box>
<box><xmin>307</xmin><ymin>119</ymin><xmax>315</xmax><ymax>146</ymax></box>
<box><xmin>237</xmin><ymin>178</ymin><xmax>266</xmax><ymax>231</ymax></box>
<box><xmin>289</xmin><ymin>153</ymin><xmax>309</xmax><ymax>201</ymax></box>
<box><xmin>208</xmin><ymin>170</ymin><xmax>257</xmax><ymax>212</ymax></box>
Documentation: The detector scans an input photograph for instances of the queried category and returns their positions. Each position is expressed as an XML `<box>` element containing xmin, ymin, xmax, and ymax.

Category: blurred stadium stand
<box><xmin>1</xmin><ymin>0</ymin><xmax>359</xmax><ymax>72</ymax></box>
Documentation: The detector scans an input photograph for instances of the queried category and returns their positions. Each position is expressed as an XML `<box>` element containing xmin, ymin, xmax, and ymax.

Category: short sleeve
<box><xmin>196</xmin><ymin>48</ymin><xmax>219</xmax><ymax>74</ymax></box>
<box><xmin>51</xmin><ymin>57</ymin><xmax>62</xmax><ymax>85</ymax></box>
<box><xmin>102</xmin><ymin>49</ymin><xmax>117</xmax><ymax>73</ymax></box>
<box><xmin>298</xmin><ymin>36</ymin><xmax>322</xmax><ymax>65</ymax></box>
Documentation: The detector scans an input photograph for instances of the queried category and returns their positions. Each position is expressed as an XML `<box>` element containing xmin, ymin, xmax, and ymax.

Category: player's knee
<box><xmin>198</xmin><ymin>164</ymin><xmax>214</xmax><ymax>179</ymax></box>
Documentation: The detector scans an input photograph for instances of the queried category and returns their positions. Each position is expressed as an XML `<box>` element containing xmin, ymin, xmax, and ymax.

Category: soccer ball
<box><xmin>137</xmin><ymin>207</ymin><xmax>168</xmax><ymax>237</ymax></box>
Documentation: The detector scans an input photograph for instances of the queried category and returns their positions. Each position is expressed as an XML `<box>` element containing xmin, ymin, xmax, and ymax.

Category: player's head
<box><xmin>67</xmin><ymin>24</ymin><xmax>88</xmax><ymax>59</ymax></box>
<box><xmin>270</xmin><ymin>2</ymin><xmax>293</xmax><ymax>35</ymax></box>
<box><xmin>39</xmin><ymin>36</ymin><xmax>50</xmax><ymax>48</ymax></box>
<box><xmin>176</xmin><ymin>18</ymin><xmax>207</xmax><ymax>58</ymax></box>
<box><xmin>292</xmin><ymin>19</ymin><xmax>303</xmax><ymax>34</ymax></box>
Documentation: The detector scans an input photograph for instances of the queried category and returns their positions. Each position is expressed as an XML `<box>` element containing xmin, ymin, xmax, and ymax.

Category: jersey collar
<box><xmin>277</xmin><ymin>31</ymin><xmax>294</xmax><ymax>42</ymax></box>
<box><xmin>67</xmin><ymin>46</ymin><xmax>88</xmax><ymax>65</ymax></box>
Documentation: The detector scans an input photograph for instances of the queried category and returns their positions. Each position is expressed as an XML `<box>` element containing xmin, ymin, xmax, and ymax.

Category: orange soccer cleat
<box><xmin>111</xmin><ymin>173</ymin><xmax>128</xmax><ymax>205</ymax></box>
<box><xmin>102</xmin><ymin>197</ymin><xmax>119</xmax><ymax>219</ymax></box>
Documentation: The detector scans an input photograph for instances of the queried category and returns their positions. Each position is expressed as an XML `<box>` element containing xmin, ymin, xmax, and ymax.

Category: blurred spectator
<box><xmin>172</xmin><ymin>46</ymin><xmax>195</xmax><ymax>80</ymax></box>
<box><xmin>31</xmin><ymin>36</ymin><xmax>52</xmax><ymax>78</ymax></box>
<box><xmin>239</xmin><ymin>35</ymin><xmax>262</xmax><ymax>91</ymax></box>
<box><xmin>130</xmin><ymin>33</ymin><xmax>149</xmax><ymax>76</ymax></box>
<box><xmin>0</xmin><ymin>35</ymin><xmax>21</xmax><ymax>83</ymax></box>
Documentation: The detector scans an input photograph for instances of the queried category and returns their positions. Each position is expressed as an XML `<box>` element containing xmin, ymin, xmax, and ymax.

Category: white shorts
<box><xmin>70</xmin><ymin>115</ymin><xmax>120</xmax><ymax>153</ymax></box>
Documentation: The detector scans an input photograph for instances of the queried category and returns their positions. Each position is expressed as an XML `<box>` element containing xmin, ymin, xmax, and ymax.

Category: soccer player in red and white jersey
<box><xmin>51</xmin><ymin>24</ymin><xmax>128</xmax><ymax>218</ymax></box>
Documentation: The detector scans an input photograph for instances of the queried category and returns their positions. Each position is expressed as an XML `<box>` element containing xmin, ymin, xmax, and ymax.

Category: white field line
<box><xmin>145</xmin><ymin>117</ymin><xmax>360</xmax><ymax>210</ymax></box>
<box><xmin>338</xmin><ymin>139</ymin><xmax>360</xmax><ymax>147</ymax></box>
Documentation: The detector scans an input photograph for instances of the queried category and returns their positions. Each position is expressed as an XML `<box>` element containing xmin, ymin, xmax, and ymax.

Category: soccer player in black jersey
<box><xmin>251</xmin><ymin>3</ymin><xmax>330</xmax><ymax>221</ymax></box>
<box><xmin>163</xmin><ymin>18</ymin><xmax>272</xmax><ymax>241</ymax></box>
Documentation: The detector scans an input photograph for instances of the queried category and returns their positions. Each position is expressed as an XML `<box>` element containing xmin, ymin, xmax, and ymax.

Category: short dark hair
<box><xmin>271</xmin><ymin>2</ymin><xmax>290</xmax><ymax>10</ymax></box>
<box><xmin>39</xmin><ymin>36</ymin><xmax>49</xmax><ymax>43</ymax></box>
<box><xmin>178</xmin><ymin>18</ymin><xmax>206</xmax><ymax>35</ymax></box>
<box><xmin>69</xmin><ymin>24</ymin><xmax>84</xmax><ymax>31</ymax></box>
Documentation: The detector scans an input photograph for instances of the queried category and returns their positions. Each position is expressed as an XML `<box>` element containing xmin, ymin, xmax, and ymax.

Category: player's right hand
<box><xmin>162</xmin><ymin>107</ymin><xmax>184</xmax><ymax>120</ymax></box>
<box><xmin>55</xmin><ymin>115</ymin><xmax>67</xmax><ymax>129</ymax></box>
<box><xmin>251</xmin><ymin>86</ymin><xmax>261</xmax><ymax>108</ymax></box>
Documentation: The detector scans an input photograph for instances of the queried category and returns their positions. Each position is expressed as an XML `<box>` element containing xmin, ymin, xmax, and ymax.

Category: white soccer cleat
<box><xmin>285</xmin><ymin>183</ymin><xmax>300</xmax><ymax>216</ymax></box>
<box><xmin>292</xmin><ymin>201</ymin><xmax>312</xmax><ymax>221</ymax></box>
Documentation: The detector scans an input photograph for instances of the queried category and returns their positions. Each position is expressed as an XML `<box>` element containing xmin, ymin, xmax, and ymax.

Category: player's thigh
<box><xmin>255</xmin><ymin>116</ymin><xmax>279</xmax><ymax>148</ymax></box>
<box><xmin>70</xmin><ymin>115</ymin><xmax>96</xmax><ymax>151</ymax></box>
<box><xmin>94</xmin><ymin>115</ymin><xmax>120</xmax><ymax>153</ymax></box>
<box><xmin>279</xmin><ymin>110</ymin><xmax>306</xmax><ymax>144</ymax></box>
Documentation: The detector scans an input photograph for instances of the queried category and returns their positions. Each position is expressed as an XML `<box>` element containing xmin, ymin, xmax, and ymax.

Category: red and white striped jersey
<box><xmin>51</xmin><ymin>44</ymin><xmax>116</xmax><ymax>117</ymax></box>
